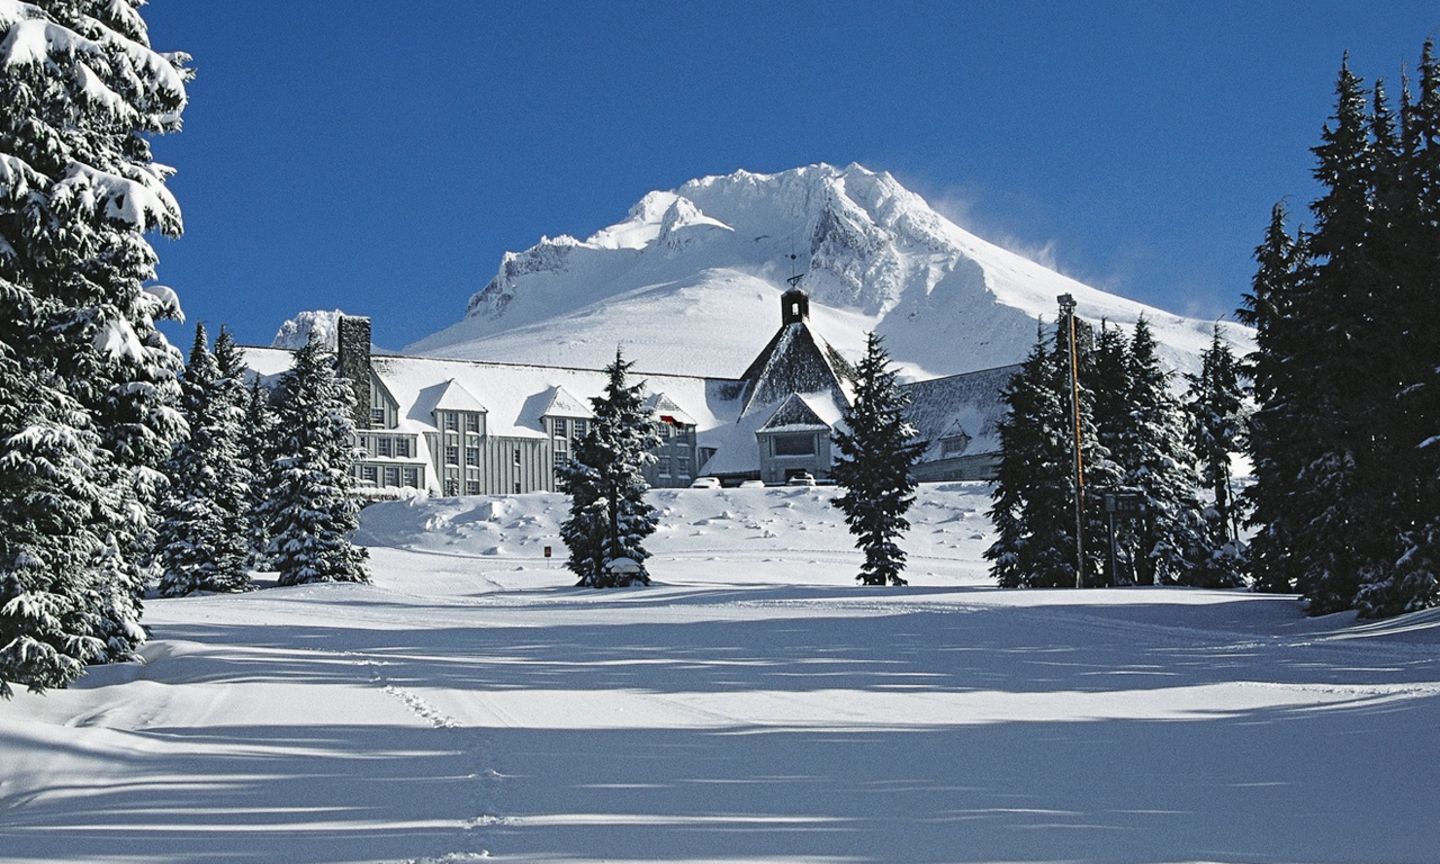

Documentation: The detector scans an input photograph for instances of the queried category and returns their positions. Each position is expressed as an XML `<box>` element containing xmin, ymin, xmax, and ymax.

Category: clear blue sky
<box><xmin>141</xmin><ymin>1</ymin><xmax>1440</xmax><ymax>351</ymax></box>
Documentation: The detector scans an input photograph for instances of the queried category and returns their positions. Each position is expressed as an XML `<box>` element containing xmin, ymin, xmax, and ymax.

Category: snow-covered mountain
<box><xmin>271</xmin><ymin>309</ymin><xmax>347</xmax><ymax>350</ymax></box>
<box><xmin>408</xmin><ymin>164</ymin><xmax>1245</xmax><ymax>379</ymax></box>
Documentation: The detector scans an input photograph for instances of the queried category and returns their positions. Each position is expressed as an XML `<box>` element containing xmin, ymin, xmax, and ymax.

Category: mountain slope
<box><xmin>408</xmin><ymin>164</ymin><xmax>1244</xmax><ymax>379</ymax></box>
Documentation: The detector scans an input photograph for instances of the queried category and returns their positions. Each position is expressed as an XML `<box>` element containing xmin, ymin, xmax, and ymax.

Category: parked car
<box><xmin>689</xmin><ymin>476</ymin><xmax>722</xmax><ymax>489</ymax></box>
<box><xmin>738</xmin><ymin>479</ymin><xmax>765</xmax><ymax>488</ymax></box>
<box><xmin>785</xmin><ymin>471</ymin><xmax>817</xmax><ymax>487</ymax></box>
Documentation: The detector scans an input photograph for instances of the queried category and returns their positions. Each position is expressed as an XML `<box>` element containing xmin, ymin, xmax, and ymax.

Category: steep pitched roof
<box><xmin>646</xmin><ymin>391</ymin><xmax>697</xmax><ymax>427</ymax></box>
<box><xmin>539</xmin><ymin>385</ymin><xmax>594</xmax><ymax>419</ymax></box>
<box><xmin>431</xmin><ymin>378</ymin><xmax>487</xmax><ymax>412</ymax></box>
<box><xmin>738</xmin><ymin>322</ymin><xmax>851</xmax><ymax>417</ymax></box>
<box><xmin>901</xmin><ymin>363</ymin><xmax>1019</xmax><ymax>462</ymax></box>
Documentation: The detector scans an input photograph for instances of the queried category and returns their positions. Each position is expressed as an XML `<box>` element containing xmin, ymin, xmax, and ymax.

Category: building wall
<box><xmin>911</xmin><ymin>452</ymin><xmax>1002</xmax><ymax>483</ymax></box>
<box><xmin>646</xmin><ymin>423</ymin><xmax>698</xmax><ymax>487</ymax></box>
<box><xmin>756</xmin><ymin>429</ymin><xmax>832</xmax><ymax>484</ymax></box>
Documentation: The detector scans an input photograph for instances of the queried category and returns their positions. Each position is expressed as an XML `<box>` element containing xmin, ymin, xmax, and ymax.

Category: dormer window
<box><xmin>941</xmin><ymin>431</ymin><xmax>971</xmax><ymax>456</ymax></box>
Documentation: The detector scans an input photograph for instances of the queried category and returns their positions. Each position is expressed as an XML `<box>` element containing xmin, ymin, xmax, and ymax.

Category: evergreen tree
<box><xmin>154</xmin><ymin>325</ymin><xmax>250</xmax><ymax>596</ymax></box>
<box><xmin>210</xmin><ymin>329</ymin><xmax>254</xmax><ymax>583</ymax></box>
<box><xmin>1238</xmin><ymin>202</ymin><xmax>1309</xmax><ymax>594</ymax></box>
<box><xmin>987</xmin><ymin>308</ymin><xmax>1119</xmax><ymax>588</ymax></box>
<box><xmin>987</xmin><ymin>326</ymin><xmax>1075</xmax><ymax>588</ymax></box>
<box><xmin>1184</xmin><ymin>325</ymin><xmax>1249</xmax><ymax>587</ymax></box>
<box><xmin>557</xmin><ymin>349</ymin><xmax>661</xmax><ymax>588</ymax></box>
<box><xmin>1358</xmin><ymin>40</ymin><xmax>1440</xmax><ymax>617</ymax></box>
<box><xmin>1117</xmin><ymin>319</ymin><xmax>1211</xmax><ymax>586</ymax></box>
<box><xmin>239</xmin><ymin>377</ymin><xmax>276</xmax><ymax>567</ymax></box>
<box><xmin>0</xmin><ymin>340</ymin><xmax>108</xmax><ymax>696</ymax></box>
<box><xmin>1292</xmin><ymin>56</ymin><xmax>1383</xmax><ymax>614</ymax></box>
<box><xmin>0</xmin><ymin>1</ymin><xmax>190</xmax><ymax>687</ymax></box>
<box><xmin>1089</xmin><ymin>323</ymin><xmax>1140</xmax><ymax>582</ymax></box>
<box><xmin>260</xmin><ymin>338</ymin><xmax>369</xmax><ymax>586</ymax></box>
<box><xmin>832</xmin><ymin>333</ymin><xmax>925</xmax><ymax>586</ymax></box>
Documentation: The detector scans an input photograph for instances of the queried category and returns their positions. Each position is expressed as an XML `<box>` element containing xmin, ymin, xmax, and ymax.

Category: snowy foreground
<box><xmin>4</xmin><ymin>485</ymin><xmax>1438</xmax><ymax>864</ymax></box>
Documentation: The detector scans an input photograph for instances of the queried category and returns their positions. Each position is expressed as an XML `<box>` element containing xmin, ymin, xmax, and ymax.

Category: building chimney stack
<box><xmin>336</xmin><ymin>315</ymin><xmax>372</xmax><ymax>427</ymax></box>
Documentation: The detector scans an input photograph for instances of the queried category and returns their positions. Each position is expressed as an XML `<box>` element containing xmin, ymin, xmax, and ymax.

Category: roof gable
<box><xmin>432</xmin><ymin>378</ymin><xmax>487</xmax><ymax>412</ymax></box>
<box><xmin>758</xmin><ymin>393</ymin><xmax>828</xmax><ymax>432</ymax></box>
<box><xmin>739</xmin><ymin>322</ymin><xmax>850</xmax><ymax>417</ymax></box>
<box><xmin>540</xmin><ymin>385</ymin><xmax>594</xmax><ymax>419</ymax></box>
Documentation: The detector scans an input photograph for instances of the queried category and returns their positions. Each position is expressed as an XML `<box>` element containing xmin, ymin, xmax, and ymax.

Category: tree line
<box><xmin>988</xmin><ymin>40</ymin><xmax>1440</xmax><ymax>621</ymax></box>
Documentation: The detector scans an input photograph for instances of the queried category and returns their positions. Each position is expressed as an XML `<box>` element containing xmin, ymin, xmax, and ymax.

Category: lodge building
<box><xmin>243</xmin><ymin>289</ymin><xmax>1016</xmax><ymax>495</ymax></box>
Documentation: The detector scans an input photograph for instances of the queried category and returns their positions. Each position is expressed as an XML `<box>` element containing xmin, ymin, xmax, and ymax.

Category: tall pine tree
<box><xmin>832</xmin><ymin>333</ymin><xmax>925</xmax><ymax>587</ymax></box>
<box><xmin>557</xmin><ymin>349</ymin><xmax>661</xmax><ymax>588</ymax></box>
<box><xmin>259</xmin><ymin>338</ymin><xmax>369</xmax><ymax>586</ymax></box>
<box><xmin>0</xmin><ymin>0</ymin><xmax>190</xmax><ymax>688</ymax></box>
<box><xmin>1184</xmin><ymin>325</ymin><xmax>1249</xmax><ymax>587</ymax></box>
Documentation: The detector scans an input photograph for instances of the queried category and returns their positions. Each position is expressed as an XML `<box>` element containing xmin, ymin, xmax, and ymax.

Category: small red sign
<box><xmin>543</xmin><ymin>546</ymin><xmax>552</xmax><ymax>558</ymax></box>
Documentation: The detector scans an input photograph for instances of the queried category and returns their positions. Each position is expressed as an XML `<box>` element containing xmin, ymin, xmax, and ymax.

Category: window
<box><xmin>466</xmin><ymin>447</ymin><xmax>479</xmax><ymax>466</ymax></box>
<box><xmin>445</xmin><ymin>478</ymin><xmax>458</xmax><ymax>496</ymax></box>
<box><xmin>396</xmin><ymin>438</ymin><xmax>411</xmax><ymax>458</ymax></box>
<box><xmin>445</xmin><ymin>445</ymin><xmax>459</xmax><ymax>465</ymax></box>
<box><xmin>513</xmin><ymin>481</ymin><xmax>521</xmax><ymax>494</ymax></box>
<box><xmin>513</xmin><ymin>448</ymin><xmax>521</xmax><ymax>467</ymax></box>
<box><xmin>573</xmin><ymin>419</ymin><xmax>587</xmax><ymax>439</ymax></box>
<box><xmin>361</xmin><ymin>465</ymin><xmax>378</xmax><ymax>484</ymax></box>
<box><xmin>658</xmin><ymin>457</ymin><xmax>671</xmax><ymax>478</ymax></box>
<box><xmin>552</xmin><ymin>418</ymin><xmax>567</xmax><ymax>438</ymax></box>
<box><xmin>553</xmin><ymin>436</ymin><xmax>569</xmax><ymax>454</ymax></box>
<box><xmin>941</xmin><ymin>432</ymin><xmax>971</xmax><ymax>456</ymax></box>
<box><xmin>403</xmin><ymin>467</ymin><xmax>420</xmax><ymax>488</ymax></box>
<box><xmin>466</xmin><ymin>480</ymin><xmax>480</xmax><ymax>495</ymax></box>
<box><xmin>371</xmin><ymin>407</ymin><xmax>385</xmax><ymax>428</ymax></box>
<box><xmin>773</xmin><ymin>433</ymin><xmax>816</xmax><ymax>456</ymax></box>
<box><xmin>444</xmin><ymin>412</ymin><xmax>458</xmax><ymax>431</ymax></box>
<box><xmin>377</xmin><ymin>436</ymin><xmax>392</xmax><ymax>457</ymax></box>
<box><xmin>465</xmin><ymin>413</ymin><xmax>480</xmax><ymax>433</ymax></box>
<box><xmin>678</xmin><ymin>461</ymin><xmax>691</xmax><ymax>479</ymax></box>
<box><xmin>383</xmin><ymin>466</ymin><xmax>400</xmax><ymax>487</ymax></box>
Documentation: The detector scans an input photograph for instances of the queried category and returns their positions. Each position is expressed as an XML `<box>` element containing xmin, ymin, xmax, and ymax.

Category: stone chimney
<box><xmin>336</xmin><ymin>315</ymin><xmax>372</xmax><ymax>428</ymax></box>
<box><xmin>781</xmin><ymin>288</ymin><xmax>809</xmax><ymax>326</ymax></box>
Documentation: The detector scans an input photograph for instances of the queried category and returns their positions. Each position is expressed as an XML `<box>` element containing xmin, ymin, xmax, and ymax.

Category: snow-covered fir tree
<box><xmin>259</xmin><ymin>337</ymin><xmax>369</xmax><ymax>586</ymax></box>
<box><xmin>239</xmin><ymin>377</ymin><xmax>275</xmax><ymax>568</ymax></box>
<box><xmin>1184</xmin><ymin>325</ymin><xmax>1249</xmax><ymax>588</ymax></box>
<box><xmin>1110</xmin><ymin>319</ymin><xmax>1211</xmax><ymax>586</ymax></box>
<box><xmin>210</xmin><ymin>328</ymin><xmax>255</xmax><ymax>579</ymax></box>
<box><xmin>0</xmin><ymin>340</ymin><xmax>108</xmax><ymax>696</ymax></box>
<box><xmin>557</xmin><ymin>349</ymin><xmax>661</xmax><ymax>588</ymax></box>
<box><xmin>1238</xmin><ymin>202</ymin><xmax>1308</xmax><ymax>595</ymax></box>
<box><xmin>0</xmin><ymin>0</ymin><xmax>190</xmax><ymax>689</ymax></box>
<box><xmin>1357</xmin><ymin>40</ymin><xmax>1440</xmax><ymax>618</ymax></box>
<box><xmin>154</xmin><ymin>325</ymin><xmax>250</xmax><ymax>596</ymax></box>
<box><xmin>987</xmin><ymin>309</ymin><xmax>1119</xmax><ymax>588</ymax></box>
<box><xmin>832</xmin><ymin>333</ymin><xmax>924</xmax><ymax>586</ymax></box>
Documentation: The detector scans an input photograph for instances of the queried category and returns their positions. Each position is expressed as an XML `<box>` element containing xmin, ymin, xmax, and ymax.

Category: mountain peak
<box><xmin>411</xmin><ymin>164</ymin><xmax>1246</xmax><ymax>379</ymax></box>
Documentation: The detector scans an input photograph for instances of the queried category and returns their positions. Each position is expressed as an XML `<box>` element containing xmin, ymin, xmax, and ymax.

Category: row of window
<box><xmin>444</xmin><ymin>445</ymin><xmax>524</xmax><ymax>467</ymax></box>
<box><xmin>358</xmin><ymin>434</ymin><xmax>416</xmax><ymax>459</ymax></box>
<box><xmin>358</xmin><ymin>463</ymin><xmax>423</xmax><ymax>488</ymax></box>
<box><xmin>444</xmin><ymin>479</ymin><xmax>522</xmax><ymax>496</ymax></box>
<box><xmin>442</xmin><ymin>411</ymin><xmax>483</xmax><ymax>433</ymax></box>
<box><xmin>551</xmin><ymin>417</ymin><xmax>588</xmax><ymax>439</ymax></box>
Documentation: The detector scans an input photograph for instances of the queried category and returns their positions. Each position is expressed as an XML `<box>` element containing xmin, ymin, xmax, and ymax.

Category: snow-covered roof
<box><xmin>368</xmin><ymin>354</ymin><xmax>740</xmax><ymax>441</ymax></box>
<box><xmin>646</xmin><ymin>392</ymin><xmax>697</xmax><ymax>427</ymax></box>
<box><xmin>539</xmin><ymin>386</ymin><xmax>594</xmax><ymax>419</ymax></box>
<box><xmin>430</xmin><ymin>378</ymin><xmax>487</xmax><ymax>413</ymax></box>
<box><xmin>901</xmin><ymin>364</ymin><xmax>1019</xmax><ymax>461</ymax></box>
<box><xmin>738</xmin><ymin>322</ymin><xmax>852</xmax><ymax>417</ymax></box>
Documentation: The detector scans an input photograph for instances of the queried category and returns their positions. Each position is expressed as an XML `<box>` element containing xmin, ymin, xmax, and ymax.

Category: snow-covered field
<box><xmin>4</xmin><ymin>485</ymin><xmax>1438</xmax><ymax>864</ymax></box>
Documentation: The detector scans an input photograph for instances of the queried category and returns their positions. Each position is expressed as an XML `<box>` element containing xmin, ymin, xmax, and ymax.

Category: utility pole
<box><xmin>1058</xmin><ymin>294</ymin><xmax>1086</xmax><ymax>588</ymax></box>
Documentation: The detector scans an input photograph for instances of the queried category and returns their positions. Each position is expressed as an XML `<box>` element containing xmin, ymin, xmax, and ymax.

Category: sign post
<box><xmin>1103</xmin><ymin>492</ymin><xmax>1144</xmax><ymax>586</ymax></box>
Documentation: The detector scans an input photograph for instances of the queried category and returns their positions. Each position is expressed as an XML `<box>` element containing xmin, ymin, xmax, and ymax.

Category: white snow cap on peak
<box><xmin>412</xmin><ymin>162</ymin><xmax>1250</xmax><ymax>379</ymax></box>
<box><xmin>272</xmin><ymin>309</ymin><xmax>347</xmax><ymax>350</ymax></box>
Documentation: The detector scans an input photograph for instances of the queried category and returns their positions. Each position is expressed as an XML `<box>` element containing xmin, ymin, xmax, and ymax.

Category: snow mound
<box><xmin>409</xmin><ymin>163</ymin><xmax>1250</xmax><ymax>379</ymax></box>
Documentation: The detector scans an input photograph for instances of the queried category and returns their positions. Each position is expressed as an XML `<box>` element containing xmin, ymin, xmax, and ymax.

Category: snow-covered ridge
<box><xmin>271</xmin><ymin>309</ymin><xmax>348</xmax><ymax>350</ymax></box>
<box><xmin>412</xmin><ymin>163</ymin><xmax>1250</xmax><ymax>380</ymax></box>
